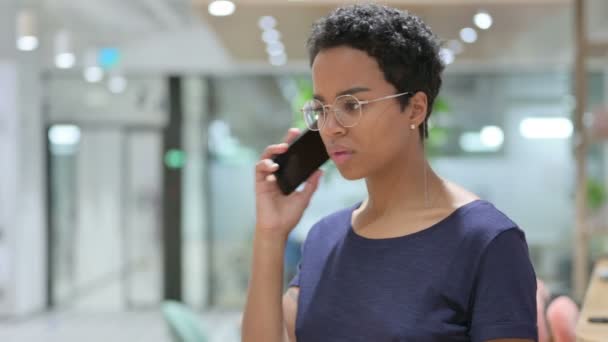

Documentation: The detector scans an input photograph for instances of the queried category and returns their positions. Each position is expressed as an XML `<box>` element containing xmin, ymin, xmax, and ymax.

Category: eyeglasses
<box><xmin>301</xmin><ymin>91</ymin><xmax>412</xmax><ymax>131</ymax></box>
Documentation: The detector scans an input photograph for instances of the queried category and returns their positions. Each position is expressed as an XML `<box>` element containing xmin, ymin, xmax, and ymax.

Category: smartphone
<box><xmin>272</xmin><ymin>129</ymin><xmax>329</xmax><ymax>195</ymax></box>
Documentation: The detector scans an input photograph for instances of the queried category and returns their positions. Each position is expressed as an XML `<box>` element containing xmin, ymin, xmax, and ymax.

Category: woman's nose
<box><xmin>321</xmin><ymin>109</ymin><xmax>346</xmax><ymax>136</ymax></box>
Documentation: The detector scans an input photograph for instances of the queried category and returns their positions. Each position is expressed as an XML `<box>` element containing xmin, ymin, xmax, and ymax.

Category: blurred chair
<box><xmin>573</xmin><ymin>257</ymin><xmax>608</xmax><ymax>341</ymax></box>
<box><xmin>162</xmin><ymin>300</ymin><xmax>208</xmax><ymax>342</ymax></box>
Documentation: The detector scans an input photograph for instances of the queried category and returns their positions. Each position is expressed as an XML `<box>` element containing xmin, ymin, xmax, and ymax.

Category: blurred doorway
<box><xmin>46</xmin><ymin>124</ymin><xmax>164</xmax><ymax>310</ymax></box>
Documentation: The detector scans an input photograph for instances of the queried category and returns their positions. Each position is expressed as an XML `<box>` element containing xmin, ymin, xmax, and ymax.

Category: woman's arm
<box><xmin>282</xmin><ymin>287</ymin><xmax>299</xmax><ymax>342</ymax></box>
<box><xmin>242</xmin><ymin>233</ymin><xmax>289</xmax><ymax>342</ymax></box>
<box><xmin>242</xmin><ymin>128</ymin><xmax>321</xmax><ymax>342</ymax></box>
<box><xmin>470</xmin><ymin>229</ymin><xmax>538</xmax><ymax>342</ymax></box>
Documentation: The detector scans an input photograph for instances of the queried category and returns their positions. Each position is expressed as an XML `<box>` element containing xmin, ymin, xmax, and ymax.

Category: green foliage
<box><xmin>588</xmin><ymin>178</ymin><xmax>607</xmax><ymax>210</ymax></box>
<box><xmin>426</xmin><ymin>96</ymin><xmax>452</xmax><ymax>157</ymax></box>
<box><xmin>292</xmin><ymin>79</ymin><xmax>313</xmax><ymax>130</ymax></box>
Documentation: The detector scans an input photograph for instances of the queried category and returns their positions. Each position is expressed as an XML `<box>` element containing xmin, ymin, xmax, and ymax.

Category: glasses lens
<box><xmin>335</xmin><ymin>95</ymin><xmax>362</xmax><ymax>127</ymax></box>
<box><xmin>302</xmin><ymin>99</ymin><xmax>324</xmax><ymax>131</ymax></box>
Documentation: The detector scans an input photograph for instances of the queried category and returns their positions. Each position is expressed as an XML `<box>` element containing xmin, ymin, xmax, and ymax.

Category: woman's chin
<box><xmin>335</xmin><ymin>164</ymin><xmax>366</xmax><ymax>181</ymax></box>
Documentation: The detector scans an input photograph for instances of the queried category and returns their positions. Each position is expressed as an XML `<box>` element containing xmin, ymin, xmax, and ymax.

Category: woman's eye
<box><xmin>344</xmin><ymin>101</ymin><xmax>360</xmax><ymax>111</ymax></box>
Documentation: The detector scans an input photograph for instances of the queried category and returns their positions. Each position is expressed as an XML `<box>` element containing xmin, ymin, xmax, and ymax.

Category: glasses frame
<box><xmin>301</xmin><ymin>91</ymin><xmax>412</xmax><ymax>131</ymax></box>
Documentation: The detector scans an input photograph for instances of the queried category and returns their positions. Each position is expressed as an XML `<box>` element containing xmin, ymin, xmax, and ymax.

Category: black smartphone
<box><xmin>272</xmin><ymin>129</ymin><xmax>329</xmax><ymax>195</ymax></box>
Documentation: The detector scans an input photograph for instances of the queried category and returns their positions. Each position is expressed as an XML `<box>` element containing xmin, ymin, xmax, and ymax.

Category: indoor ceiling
<box><xmin>4</xmin><ymin>0</ymin><xmax>608</xmax><ymax>72</ymax></box>
<box><xmin>195</xmin><ymin>0</ymin><xmax>608</xmax><ymax>69</ymax></box>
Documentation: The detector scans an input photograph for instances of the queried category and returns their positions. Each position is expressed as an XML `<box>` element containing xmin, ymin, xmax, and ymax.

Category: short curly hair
<box><xmin>307</xmin><ymin>4</ymin><xmax>444</xmax><ymax>139</ymax></box>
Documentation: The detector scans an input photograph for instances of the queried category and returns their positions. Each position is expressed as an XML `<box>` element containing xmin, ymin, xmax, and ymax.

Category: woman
<box><xmin>242</xmin><ymin>4</ymin><xmax>537</xmax><ymax>342</ymax></box>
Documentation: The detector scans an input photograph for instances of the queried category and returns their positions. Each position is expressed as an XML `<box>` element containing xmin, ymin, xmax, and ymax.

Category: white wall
<box><xmin>44</xmin><ymin>75</ymin><xmax>167</xmax><ymax>310</ymax></box>
<box><xmin>0</xmin><ymin>61</ymin><xmax>20</xmax><ymax>316</ymax></box>
<box><xmin>182</xmin><ymin>77</ymin><xmax>209</xmax><ymax>308</ymax></box>
<box><xmin>0</xmin><ymin>0</ymin><xmax>46</xmax><ymax>317</ymax></box>
<box><xmin>433</xmin><ymin>104</ymin><xmax>575</xmax><ymax>246</ymax></box>
<box><xmin>14</xmin><ymin>55</ymin><xmax>46</xmax><ymax>316</ymax></box>
<box><xmin>46</xmin><ymin>77</ymin><xmax>167</xmax><ymax>127</ymax></box>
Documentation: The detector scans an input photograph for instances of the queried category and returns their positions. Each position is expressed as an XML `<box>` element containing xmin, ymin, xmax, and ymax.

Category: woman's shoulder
<box><xmin>444</xmin><ymin>180</ymin><xmax>522</xmax><ymax>242</ymax></box>
<box><xmin>457</xmin><ymin>199</ymin><xmax>526</xmax><ymax>248</ymax></box>
<box><xmin>304</xmin><ymin>202</ymin><xmax>360</xmax><ymax>242</ymax></box>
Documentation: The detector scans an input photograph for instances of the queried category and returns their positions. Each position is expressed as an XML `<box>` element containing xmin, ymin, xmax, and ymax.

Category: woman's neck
<box><xmin>362</xmin><ymin>145</ymin><xmax>448</xmax><ymax>220</ymax></box>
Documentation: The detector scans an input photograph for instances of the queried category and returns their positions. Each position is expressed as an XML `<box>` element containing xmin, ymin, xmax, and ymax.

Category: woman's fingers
<box><xmin>259</xmin><ymin>128</ymin><xmax>301</xmax><ymax>163</ymax></box>
<box><xmin>293</xmin><ymin>170</ymin><xmax>323</xmax><ymax>202</ymax></box>
<box><xmin>255</xmin><ymin>128</ymin><xmax>303</xmax><ymax>189</ymax></box>
<box><xmin>282</xmin><ymin>128</ymin><xmax>301</xmax><ymax>144</ymax></box>
<box><xmin>260</xmin><ymin>143</ymin><xmax>288</xmax><ymax>160</ymax></box>
<box><xmin>255</xmin><ymin>159</ymin><xmax>279</xmax><ymax>182</ymax></box>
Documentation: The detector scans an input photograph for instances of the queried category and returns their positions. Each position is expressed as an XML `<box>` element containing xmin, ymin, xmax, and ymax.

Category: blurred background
<box><xmin>0</xmin><ymin>0</ymin><xmax>607</xmax><ymax>341</ymax></box>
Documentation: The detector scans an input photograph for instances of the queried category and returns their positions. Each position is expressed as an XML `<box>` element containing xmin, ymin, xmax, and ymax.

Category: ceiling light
<box><xmin>108</xmin><ymin>75</ymin><xmax>127</xmax><ymax>94</ymax></box>
<box><xmin>84</xmin><ymin>66</ymin><xmax>104</xmax><ymax>83</ymax></box>
<box><xmin>460</xmin><ymin>27</ymin><xmax>478</xmax><ymax>44</ymax></box>
<box><xmin>480</xmin><ymin>126</ymin><xmax>504</xmax><ymax>148</ymax></box>
<box><xmin>262</xmin><ymin>29</ymin><xmax>281</xmax><ymax>44</ymax></box>
<box><xmin>55</xmin><ymin>53</ymin><xmax>75</xmax><ymax>69</ymax></box>
<box><xmin>474</xmin><ymin>11</ymin><xmax>493</xmax><ymax>30</ymax></box>
<box><xmin>459</xmin><ymin>131</ymin><xmax>501</xmax><ymax>152</ymax></box>
<box><xmin>520</xmin><ymin>118</ymin><xmax>573</xmax><ymax>139</ymax></box>
<box><xmin>16</xmin><ymin>10</ymin><xmax>38</xmax><ymax>51</ymax></box>
<box><xmin>17</xmin><ymin>36</ymin><xmax>38</xmax><ymax>51</ymax></box>
<box><xmin>266</xmin><ymin>41</ymin><xmax>285</xmax><ymax>56</ymax></box>
<box><xmin>54</xmin><ymin>31</ymin><xmax>75</xmax><ymax>69</ymax></box>
<box><xmin>269</xmin><ymin>53</ymin><xmax>287</xmax><ymax>66</ymax></box>
<box><xmin>447</xmin><ymin>39</ymin><xmax>464</xmax><ymax>55</ymax></box>
<box><xmin>439</xmin><ymin>48</ymin><xmax>455</xmax><ymax>65</ymax></box>
<box><xmin>49</xmin><ymin>125</ymin><xmax>81</xmax><ymax>146</ymax></box>
<box><xmin>258</xmin><ymin>16</ymin><xmax>277</xmax><ymax>31</ymax></box>
<box><xmin>208</xmin><ymin>0</ymin><xmax>236</xmax><ymax>17</ymax></box>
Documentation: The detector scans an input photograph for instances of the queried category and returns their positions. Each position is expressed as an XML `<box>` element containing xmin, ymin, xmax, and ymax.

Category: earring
<box><xmin>410</xmin><ymin>124</ymin><xmax>416</xmax><ymax>130</ymax></box>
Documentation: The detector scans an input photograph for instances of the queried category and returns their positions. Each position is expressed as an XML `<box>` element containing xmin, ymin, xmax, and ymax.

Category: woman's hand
<box><xmin>254</xmin><ymin>128</ymin><xmax>323</xmax><ymax>239</ymax></box>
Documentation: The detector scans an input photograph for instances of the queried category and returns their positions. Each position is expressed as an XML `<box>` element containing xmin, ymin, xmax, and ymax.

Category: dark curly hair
<box><xmin>307</xmin><ymin>3</ymin><xmax>444</xmax><ymax>140</ymax></box>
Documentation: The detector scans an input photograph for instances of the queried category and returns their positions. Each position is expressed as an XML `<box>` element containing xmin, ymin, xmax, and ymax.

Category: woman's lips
<box><xmin>331</xmin><ymin>151</ymin><xmax>354</xmax><ymax>165</ymax></box>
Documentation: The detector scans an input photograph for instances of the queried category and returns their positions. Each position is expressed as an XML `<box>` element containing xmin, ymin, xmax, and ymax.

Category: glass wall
<box><xmin>46</xmin><ymin>76</ymin><xmax>166</xmax><ymax>310</ymax></box>
<box><xmin>192</xmin><ymin>70</ymin><xmax>605</xmax><ymax>307</ymax></box>
<box><xmin>45</xmin><ymin>69</ymin><xmax>606</xmax><ymax>311</ymax></box>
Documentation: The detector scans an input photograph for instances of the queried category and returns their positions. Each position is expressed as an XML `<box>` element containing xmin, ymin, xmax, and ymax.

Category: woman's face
<box><xmin>311</xmin><ymin>46</ymin><xmax>422</xmax><ymax>180</ymax></box>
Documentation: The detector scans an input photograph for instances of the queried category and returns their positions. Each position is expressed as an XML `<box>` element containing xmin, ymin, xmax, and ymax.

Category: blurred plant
<box><xmin>426</xmin><ymin>96</ymin><xmax>452</xmax><ymax>158</ymax></box>
<box><xmin>587</xmin><ymin>177</ymin><xmax>607</xmax><ymax>211</ymax></box>
<box><xmin>292</xmin><ymin>78</ymin><xmax>312</xmax><ymax>130</ymax></box>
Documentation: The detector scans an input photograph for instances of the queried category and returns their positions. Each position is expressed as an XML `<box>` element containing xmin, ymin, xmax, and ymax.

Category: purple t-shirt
<box><xmin>289</xmin><ymin>200</ymin><xmax>537</xmax><ymax>341</ymax></box>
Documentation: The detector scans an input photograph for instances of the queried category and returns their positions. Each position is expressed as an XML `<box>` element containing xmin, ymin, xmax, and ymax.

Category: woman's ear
<box><xmin>408</xmin><ymin>91</ymin><xmax>428</xmax><ymax>126</ymax></box>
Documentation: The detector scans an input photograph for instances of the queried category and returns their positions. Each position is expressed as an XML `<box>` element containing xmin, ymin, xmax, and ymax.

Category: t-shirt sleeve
<box><xmin>469</xmin><ymin>228</ymin><xmax>538</xmax><ymax>342</ymax></box>
<box><xmin>287</xmin><ymin>220</ymin><xmax>324</xmax><ymax>288</ymax></box>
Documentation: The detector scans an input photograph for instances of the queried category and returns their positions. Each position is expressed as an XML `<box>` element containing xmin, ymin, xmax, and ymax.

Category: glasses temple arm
<box><xmin>359</xmin><ymin>92</ymin><xmax>412</xmax><ymax>105</ymax></box>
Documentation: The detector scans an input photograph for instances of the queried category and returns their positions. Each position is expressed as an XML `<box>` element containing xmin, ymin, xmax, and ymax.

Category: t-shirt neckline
<box><xmin>347</xmin><ymin>199</ymin><xmax>487</xmax><ymax>245</ymax></box>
